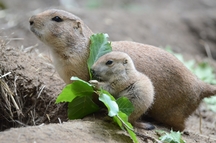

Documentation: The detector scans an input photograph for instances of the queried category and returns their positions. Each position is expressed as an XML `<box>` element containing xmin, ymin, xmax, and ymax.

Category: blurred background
<box><xmin>0</xmin><ymin>0</ymin><xmax>216</xmax><ymax>59</ymax></box>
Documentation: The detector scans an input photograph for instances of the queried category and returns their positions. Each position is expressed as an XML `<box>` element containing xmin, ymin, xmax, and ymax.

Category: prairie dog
<box><xmin>90</xmin><ymin>51</ymin><xmax>154</xmax><ymax>129</ymax></box>
<box><xmin>29</xmin><ymin>9</ymin><xmax>216</xmax><ymax>131</ymax></box>
<box><xmin>29</xmin><ymin>9</ymin><xmax>92</xmax><ymax>83</ymax></box>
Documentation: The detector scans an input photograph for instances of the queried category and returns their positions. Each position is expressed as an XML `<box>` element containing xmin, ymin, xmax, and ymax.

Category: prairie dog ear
<box><xmin>73</xmin><ymin>20</ymin><xmax>84</xmax><ymax>36</ymax></box>
<box><xmin>123</xmin><ymin>59</ymin><xmax>128</xmax><ymax>65</ymax></box>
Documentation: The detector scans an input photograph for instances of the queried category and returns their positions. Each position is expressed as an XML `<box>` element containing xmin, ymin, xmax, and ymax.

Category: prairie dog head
<box><xmin>91</xmin><ymin>51</ymin><xmax>136</xmax><ymax>82</ymax></box>
<box><xmin>29</xmin><ymin>9</ymin><xmax>94</xmax><ymax>83</ymax></box>
<box><xmin>29</xmin><ymin>9</ymin><xmax>92</xmax><ymax>52</ymax></box>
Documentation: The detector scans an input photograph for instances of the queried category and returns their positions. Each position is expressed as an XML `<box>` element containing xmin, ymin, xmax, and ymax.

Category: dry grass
<box><xmin>0</xmin><ymin>37</ymin><xmax>26</xmax><ymax>130</ymax></box>
<box><xmin>0</xmin><ymin>36</ymin><xmax>66</xmax><ymax>131</ymax></box>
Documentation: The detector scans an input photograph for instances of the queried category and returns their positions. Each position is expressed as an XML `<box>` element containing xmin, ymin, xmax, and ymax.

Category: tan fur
<box><xmin>90</xmin><ymin>51</ymin><xmax>154</xmax><ymax>128</ymax></box>
<box><xmin>29</xmin><ymin>9</ymin><xmax>92</xmax><ymax>83</ymax></box>
<box><xmin>29</xmin><ymin>9</ymin><xmax>216</xmax><ymax>131</ymax></box>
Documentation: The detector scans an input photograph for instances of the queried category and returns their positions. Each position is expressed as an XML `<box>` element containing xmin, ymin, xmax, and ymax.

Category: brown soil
<box><xmin>0</xmin><ymin>0</ymin><xmax>216</xmax><ymax>142</ymax></box>
<box><xmin>0</xmin><ymin>38</ymin><xmax>67</xmax><ymax>130</ymax></box>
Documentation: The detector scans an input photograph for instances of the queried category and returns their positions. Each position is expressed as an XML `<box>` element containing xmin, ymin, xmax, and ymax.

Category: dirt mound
<box><xmin>0</xmin><ymin>120</ymin><xmax>135</xmax><ymax>143</ymax></box>
<box><xmin>0</xmin><ymin>119</ymin><xmax>216</xmax><ymax>143</ymax></box>
<box><xmin>0</xmin><ymin>38</ymin><xmax>67</xmax><ymax>131</ymax></box>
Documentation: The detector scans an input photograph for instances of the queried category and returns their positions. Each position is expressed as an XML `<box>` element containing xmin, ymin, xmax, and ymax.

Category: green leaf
<box><xmin>56</xmin><ymin>77</ymin><xmax>99</xmax><ymax>118</ymax></box>
<box><xmin>113</xmin><ymin>111</ymin><xmax>138</xmax><ymax>143</ymax></box>
<box><xmin>125</xmin><ymin>122</ymin><xmax>138</xmax><ymax>143</ymax></box>
<box><xmin>97</xmin><ymin>89</ymin><xmax>138</xmax><ymax>142</ymax></box>
<box><xmin>100</xmin><ymin>89</ymin><xmax>116</xmax><ymax>100</ymax></box>
<box><xmin>98</xmin><ymin>90</ymin><xmax>119</xmax><ymax>117</ymax></box>
<box><xmin>71</xmin><ymin>76</ymin><xmax>93</xmax><ymax>86</ymax></box>
<box><xmin>116</xmin><ymin>97</ymin><xmax>134</xmax><ymax>116</ymax></box>
<box><xmin>113</xmin><ymin>115</ymin><xmax>123</xmax><ymax>129</ymax></box>
<box><xmin>157</xmin><ymin>130</ymin><xmax>186</xmax><ymax>143</ymax></box>
<box><xmin>68</xmin><ymin>95</ymin><xmax>100</xmax><ymax>119</ymax></box>
<box><xmin>87</xmin><ymin>33</ymin><xmax>112</xmax><ymax>79</ymax></box>
<box><xmin>55</xmin><ymin>84</ymin><xmax>74</xmax><ymax>103</ymax></box>
<box><xmin>55</xmin><ymin>77</ymin><xmax>94</xmax><ymax>103</ymax></box>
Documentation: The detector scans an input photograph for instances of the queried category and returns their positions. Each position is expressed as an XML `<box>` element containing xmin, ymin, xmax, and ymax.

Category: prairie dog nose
<box><xmin>29</xmin><ymin>20</ymin><xmax>34</xmax><ymax>25</ymax></box>
<box><xmin>29</xmin><ymin>15</ymin><xmax>36</xmax><ymax>25</ymax></box>
<box><xmin>90</xmin><ymin>69</ymin><xmax>95</xmax><ymax>76</ymax></box>
<box><xmin>90</xmin><ymin>68</ymin><xmax>99</xmax><ymax>79</ymax></box>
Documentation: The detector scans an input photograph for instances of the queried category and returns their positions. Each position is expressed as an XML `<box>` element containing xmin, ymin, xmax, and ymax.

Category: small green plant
<box><xmin>156</xmin><ymin>130</ymin><xmax>186</xmax><ymax>143</ymax></box>
<box><xmin>203</xmin><ymin>96</ymin><xmax>216</xmax><ymax>112</ymax></box>
<box><xmin>56</xmin><ymin>33</ymin><xmax>138</xmax><ymax>143</ymax></box>
<box><xmin>166</xmin><ymin>46</ymin><xmax>216</xmax><ymax>113</ymax></box>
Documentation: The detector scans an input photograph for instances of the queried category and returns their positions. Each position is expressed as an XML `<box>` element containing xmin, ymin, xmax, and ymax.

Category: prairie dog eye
<box><xmin>51</xmin><ymin>16</ymin><xmax>63</xmax><ymax>22</ymax></box>
<box><xmin>105</xmin><ymin>60</ymin><xmax>113</xmax><ymax>66</ymax></box>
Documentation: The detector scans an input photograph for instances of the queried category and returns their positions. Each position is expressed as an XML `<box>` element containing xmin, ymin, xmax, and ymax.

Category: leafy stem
<box><xmin>116</xmin><ymin>114</ymin><xmax>134</xmax><ymax>131</ymax></box>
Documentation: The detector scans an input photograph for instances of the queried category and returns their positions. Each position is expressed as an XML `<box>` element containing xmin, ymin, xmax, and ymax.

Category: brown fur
<box><xmin>29</xmin><ymin>9</ymin><xmax>216</xmax><ymax>131</ymax></box>
<box><xmin>90</xmin><ymin>51</ymin><xmax>154</xmax><ymax>129</ymax></box>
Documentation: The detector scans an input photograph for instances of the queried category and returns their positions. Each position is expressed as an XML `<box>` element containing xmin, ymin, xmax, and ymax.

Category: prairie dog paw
<box><xmin>89</xmin><ymin>80</ymin><xmax>99</xmax><ymax>84</ymax></box>
<box><xmin>89</xmin><ymin>80</ymin><xmax>99</xmax><ymax>86</ymax></box>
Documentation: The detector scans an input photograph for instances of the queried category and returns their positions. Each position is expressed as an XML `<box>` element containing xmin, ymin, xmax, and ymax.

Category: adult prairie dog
<box><xmin>29</xmin><ymin>9</ymin><xmax>92</xmax><ymax>83</ymax></box>
<box><xmin>90</xmin><ymin>51</ymin><xmax>154</xmax><ymax>129</ymax></box>
<box><xmin>29</xmin><ymin>9</ymin><xmax>216</xmax><ymax>131</ymax></box>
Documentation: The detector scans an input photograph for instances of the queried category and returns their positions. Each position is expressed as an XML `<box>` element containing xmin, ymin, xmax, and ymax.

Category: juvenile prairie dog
<box><xmin>29</xmin><ymin>9</ymin><xmax>216</xmax><ymax>131</ymax></box>
<box><xmin>90</xmin><ymin>51</ymin><xmax>154</xmax><ymax>129</ymax></box>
